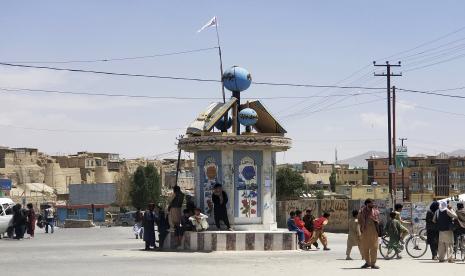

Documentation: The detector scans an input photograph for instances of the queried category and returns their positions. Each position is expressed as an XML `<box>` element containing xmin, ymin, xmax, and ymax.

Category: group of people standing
<box><xmin>426</xmin><ymin>200</ymin><xmax>465</xmax><ymax>263</ymax></box>
<box><xmin>136</xmin><ymin>183</ymin><xmax>233</xmax><ymax>251</ymax></box>
<box><xmin>9</xmin><ymin>203</ymin><xmax>55</xmax><ymax>240</ymax></box>
<box><xmin>288</xmin><ymin>198</ymin><xmax>465</xmax><ymax>269</ymax></box>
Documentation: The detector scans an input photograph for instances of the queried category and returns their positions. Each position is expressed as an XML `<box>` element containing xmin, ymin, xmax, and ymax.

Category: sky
<box><xmin>1</xmin><ymin>1</ymin><xmax>465</xmax><ymax>163</ymax></box>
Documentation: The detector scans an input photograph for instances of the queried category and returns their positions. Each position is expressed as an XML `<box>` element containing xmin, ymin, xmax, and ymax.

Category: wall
<box><xmin>57</xmin><ymin>207</ymin><xmax>105</xmax><ymax>223</ymax></box>
<box><xmin>69</xmin><ymin>183</ymin><xmax>116</xmax><ymax>205</ymax></box>
<box><xmin>277</xmin><ymin>199</ymin><xmax>390</xmax><ymax>233</ymax></box>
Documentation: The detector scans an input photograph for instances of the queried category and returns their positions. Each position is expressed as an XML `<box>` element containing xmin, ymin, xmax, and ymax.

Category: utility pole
<box><xmin>392</xmin><ymin>86</ymin><xmax>397</xmax><ymax>202</ymax></box>
<box><xmin>174</xmin><ymin>135</ymin><xmax>184</xmax><ymax>188</ymax></box>
<box><xmin>374</xmin><ymin>61</ymin><xmax>401</xmax><ymax>204</ymax></box>
<box><xmin>399</xmin><ymin>137</ymin><xmax>408</xmax><ymax>200</ymax></box>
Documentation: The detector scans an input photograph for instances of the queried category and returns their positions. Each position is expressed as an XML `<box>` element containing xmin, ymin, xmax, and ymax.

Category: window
<box><xmin>367</xmin><ymin>188</ymin><xmax>373</xmax><ymax>192</ymax></box>
<box><xmin>426</xmin><ymin>183</ymin><xmax>433</xmax><ymax>191</ymax></box>
<box><xmin>383</xmin><ymin>172</ymin><xmax>388</xmax><ymax>176</ymax></box>
<box><xmin>67</xmin><ymin>209</ymin><xmax>78</xmax><ymax>217</ymax></box>
<box><xmin>355</xmin><ymin>171</ymin><xmax>359</xmax><ymax>174</ymax></box>
<box><xmin>383</xmin><ymin>161</ymin><xmax>388</xmax><ymax>165</ymax></box>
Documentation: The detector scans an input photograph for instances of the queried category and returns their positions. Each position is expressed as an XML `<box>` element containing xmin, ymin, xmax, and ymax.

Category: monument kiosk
<box><xmin>165</xmin><ymin>66</ymin><xmax>295</xmax><ymax>251</ymax></box>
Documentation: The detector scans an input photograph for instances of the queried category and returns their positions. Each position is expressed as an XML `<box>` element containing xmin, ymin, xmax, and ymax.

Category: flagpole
<box><xmin>214</xmin><ymin>21</ymin><xmax>226</xmax><ymax>104</ymax></box>
<box><xmin>214</xmin><ymin>18</ymin><xmax>230</xmax><ymax>133</ymax></box>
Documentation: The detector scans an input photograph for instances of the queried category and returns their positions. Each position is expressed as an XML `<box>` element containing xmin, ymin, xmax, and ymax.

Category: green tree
<box><xmin>329</xmin><ymin>171</ymin><xmax>337</xmax><ymax>192</ymax></box>
<box><xmin>276</xmin><ymin>167</ymin><xmax>306</xmax><ymax>200</ymax></box>
<box><xmin>144</xmin><ymin>164</ymin><xmax>161</xmax><ymax>204</ymax></box>
<box><xmin>130</xmin><ymin>166</ymin><xmax>149</xmax><ymax>209</ymax></box>
<box><xmin>315</xmin><ymin>190</ymin><xmax>325</xmax><ymax>199</ymax></box>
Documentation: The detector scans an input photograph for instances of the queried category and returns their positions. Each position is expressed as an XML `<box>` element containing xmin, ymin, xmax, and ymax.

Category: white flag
<box><xmin>197</xmin><ymin>16</ymin><xmax>217</xmax><ymax>33</ymax></box>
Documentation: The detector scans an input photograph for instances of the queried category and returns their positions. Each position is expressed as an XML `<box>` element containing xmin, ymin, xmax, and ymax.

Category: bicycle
<box><xmin>405</xmin><ymin>230</ymin><xmax>428</xmax><ymax>258</ymax></box>
<box><xmin>379</xmin><ymin>226</ymin><xmax>428</xmax><ymax>259</ymax></box>
<box><xmin>379</xmin><ymin>235</ymin><xmax>404</xmax><ymax>260</ymax></box>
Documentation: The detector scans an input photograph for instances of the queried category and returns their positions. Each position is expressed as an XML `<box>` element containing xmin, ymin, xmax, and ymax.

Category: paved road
<box><xmin>1</xmin><ymin>227</ymin><xmax>464</xmax><ymax>276</ymax></box>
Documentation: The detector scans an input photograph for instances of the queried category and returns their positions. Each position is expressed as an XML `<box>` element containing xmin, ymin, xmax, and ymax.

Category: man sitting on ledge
<box><xmin>189</xmin><ymin>208</ymin><xmax>209</xmax><ymax>232</ymax></box>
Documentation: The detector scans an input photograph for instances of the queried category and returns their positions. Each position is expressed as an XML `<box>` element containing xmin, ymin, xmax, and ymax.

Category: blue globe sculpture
<box><xmin>222</xmin><ymin>66</ymin><xmax>252</xmax><ymax>92</ymax></box>
<box><xmin>214</xmin><ymin>116</ymin><xmax>232</xmax><ymax>130</ymax></box>
<box><xmin>238</xmin><ymin>108</ymin><xmax>258</xmax><ymax>126</ymax></box>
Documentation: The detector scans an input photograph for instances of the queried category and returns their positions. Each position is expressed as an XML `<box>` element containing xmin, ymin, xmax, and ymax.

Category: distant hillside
<box><xmin>339</xmin><ymin>151</ymin><xmax>388</xmax><ymax>168</ymax></box>
<box><xmin>448</xmin><ymin>149</ymin><xmax>465</xmax><ymax>157</ymax></box>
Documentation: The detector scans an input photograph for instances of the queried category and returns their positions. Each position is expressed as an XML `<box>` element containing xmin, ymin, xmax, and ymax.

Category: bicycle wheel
<box><xmin>379</xmin><ymin>237</ymin><xmax>396</xmax><ymax>260</ymax></box>
<box><xmin>418</xmin><ymin>228</ymin><xmax>427</xmax><ymax>238</ymax></box>
<box><xmin>406</xmin><ymin>235</ymin><xmax>428</xmax><ymax>258</ymax></box>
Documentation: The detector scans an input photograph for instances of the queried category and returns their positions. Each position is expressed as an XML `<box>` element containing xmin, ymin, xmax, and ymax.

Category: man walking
<box><xmin>358</xmin><ymin>199</ymin><xmax>380</xmax><ymax>269</ymax></box>
<box><xmin>44</xmin><ymin>204</ymin><xmax>55</xmax><ymax>234</ymax></box>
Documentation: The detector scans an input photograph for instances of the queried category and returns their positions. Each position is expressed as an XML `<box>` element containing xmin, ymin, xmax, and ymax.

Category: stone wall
<box><xmin>277</xmin><ymin>199</ymin><xmax>390</xmax><ymax>233</ymax></box>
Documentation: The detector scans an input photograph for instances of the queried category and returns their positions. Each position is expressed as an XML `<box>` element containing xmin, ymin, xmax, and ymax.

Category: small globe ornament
<box><xmin>214</xmin><ymin>116</ymin><xmax>232</xmax><ymax>130</ymax></box>
<box><xmin>222</xmin><ymin>66</ymin><xmax>252</xmax><ymax>92</ymax></box>
<box><xmin>238</xmin><ymin>108</ymin><xmax>258</xmax><ymax>126</ymax></box>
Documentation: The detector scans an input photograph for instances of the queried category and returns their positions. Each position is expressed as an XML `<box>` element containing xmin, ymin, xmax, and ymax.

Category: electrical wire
<box><xmin>0</xmin><ymin>62</ymin><xmax>389</xmax><ymax>91</ymax></box>
<box><xmin>0</xmin><ymin>62</ymin><xmax>221</xmax><ymax>83</ymax></box>
<box><xmin>375</xmin><ymin>25</ymin><xmax>465</xmax><ymax>61</ymax></box>
<box><xmin>404</xmin><ymin>52</ymin><xmax>465</xmax><ymax>72</ymax></box>
<box><xmin>0</xmin><ymin>123</ymin><xmax>184</xmax><ymax>133</ymax></box>
<box><xmin>2</xmin><ymin>47</ymin><xmax>219</xmax><ymax>64</ymax></box>
<box><xmin>0</xmin><ymin>86</ymin><xmax>386</xmax><ymax>100</ymax></box>
<box><xmin>398</xmin><ymin>88</ymin><xmax>465</xmax><ymax>99</ymax></box>
<box><xmin>282</xmin><ymin>97</ymin><xmax>384</xmax><ymax>121</ymax></box>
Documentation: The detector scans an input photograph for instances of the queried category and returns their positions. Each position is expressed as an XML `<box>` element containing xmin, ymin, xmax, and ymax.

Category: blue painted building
<box><xmin>56</xmin><ymin>204</ymin><xmax>108</xmax><ymax>223</ymax></box>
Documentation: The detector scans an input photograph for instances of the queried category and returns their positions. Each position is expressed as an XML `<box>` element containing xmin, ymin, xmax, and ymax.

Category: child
<box><xmin>294</xmin><ymin>210</ymin><xmax>311</xmax><ymax>244</ymax></box>
<box><xmin>394</xmin><ymin>204</ymin><xmax>410</xmax><ymax>243</ymax></box>
<box><xmin>287</xmin><ymin>211</ymin><xmax>305</xmax><ymax>247</ymax></box>
<box><xmin>175</xmin><ymin>209</ymin><xmax>194</xmax><ymax>250</ymax></box>
<box><xmin>303</xmin><ymin>209</ymin><xmax>319</xmax><ymax>249</ymax></box>
<box><xmin>189</xmin><ymin>208</ymin><xmax>209</xmax><ymax>232</ymax></box>
<box><xmin>309</xmin><ymin>212</ymin><xmax>331</xmax><ymax>251</ymax></box>
<box><xmin>385</xmin><ymin>211</ymin><xmax>403</xmax><ymax>259</ymax></box>
<box><xmin>346</xmin><ymin>210</ymin><xmax>361</xmax><ymax>260</ymax></box>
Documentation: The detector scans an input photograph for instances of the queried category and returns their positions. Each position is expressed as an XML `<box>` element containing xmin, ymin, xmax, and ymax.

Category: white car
<box><xmin>0</xmin><ymin>197</ymin><xmax>14</xmax><ymax>237</ymax></box>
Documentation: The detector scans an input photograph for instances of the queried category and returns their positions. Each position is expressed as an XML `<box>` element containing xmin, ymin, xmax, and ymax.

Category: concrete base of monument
<box><xmin>232</xmin><ymin>223</ymin><xmax>278</xmax><ymax>231</ymax></box>
<box><xmin>162</xmin><ymin>229</ymin><xmax>297</xmax><ymax>251</ymax></box>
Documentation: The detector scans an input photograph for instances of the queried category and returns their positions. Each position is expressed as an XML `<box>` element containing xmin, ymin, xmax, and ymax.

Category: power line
<box><xmin>282</xmin><ymin>78</ymin><xmax>384</xmax><ymax>118</ymax></box>
<box><xmin>376</xmin><ymin>25</ymin><xmax>465</xmax><ymax>61</ymax></box>
<box><xmin>397</xmin><ymin>88</ymin><xmax>465</xmax><ymax>99</ymax></box>
<box><xmin>404</xmin><ymin>51</ymin><xmax>465</xmax><ymax>72</ymax></box>
<box><xmin>282</xmin><ymin>97</ymin><xmax>384</xmax><ymax>120</ymax></box>
<box><xmin>0</xmin><ymin>62</ymin><xmax>389</xmax><ymax>90</ymax></box>
<box><xmin>0</xmin><ymin>86</ymin><xmax>385</xmax><ymax>100</ymax></box>
<box><xmin>0</xmin><ymin>123</ymin><xmax>184</xmax><ymax>133</ymax></box>
<box><xmin>251</xmin><ymin>81</ymin><xmax>383</xmax><ymax>90</ymax></box>
<box><xmin>2</xmin><ymin>47</ymin><xmax>219</xmax><ymax>64</ymax></box>
<box><xmin>0</xmin><ymin>62</ymin><xmax>221</xmax><ymax>83</ymax></box>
